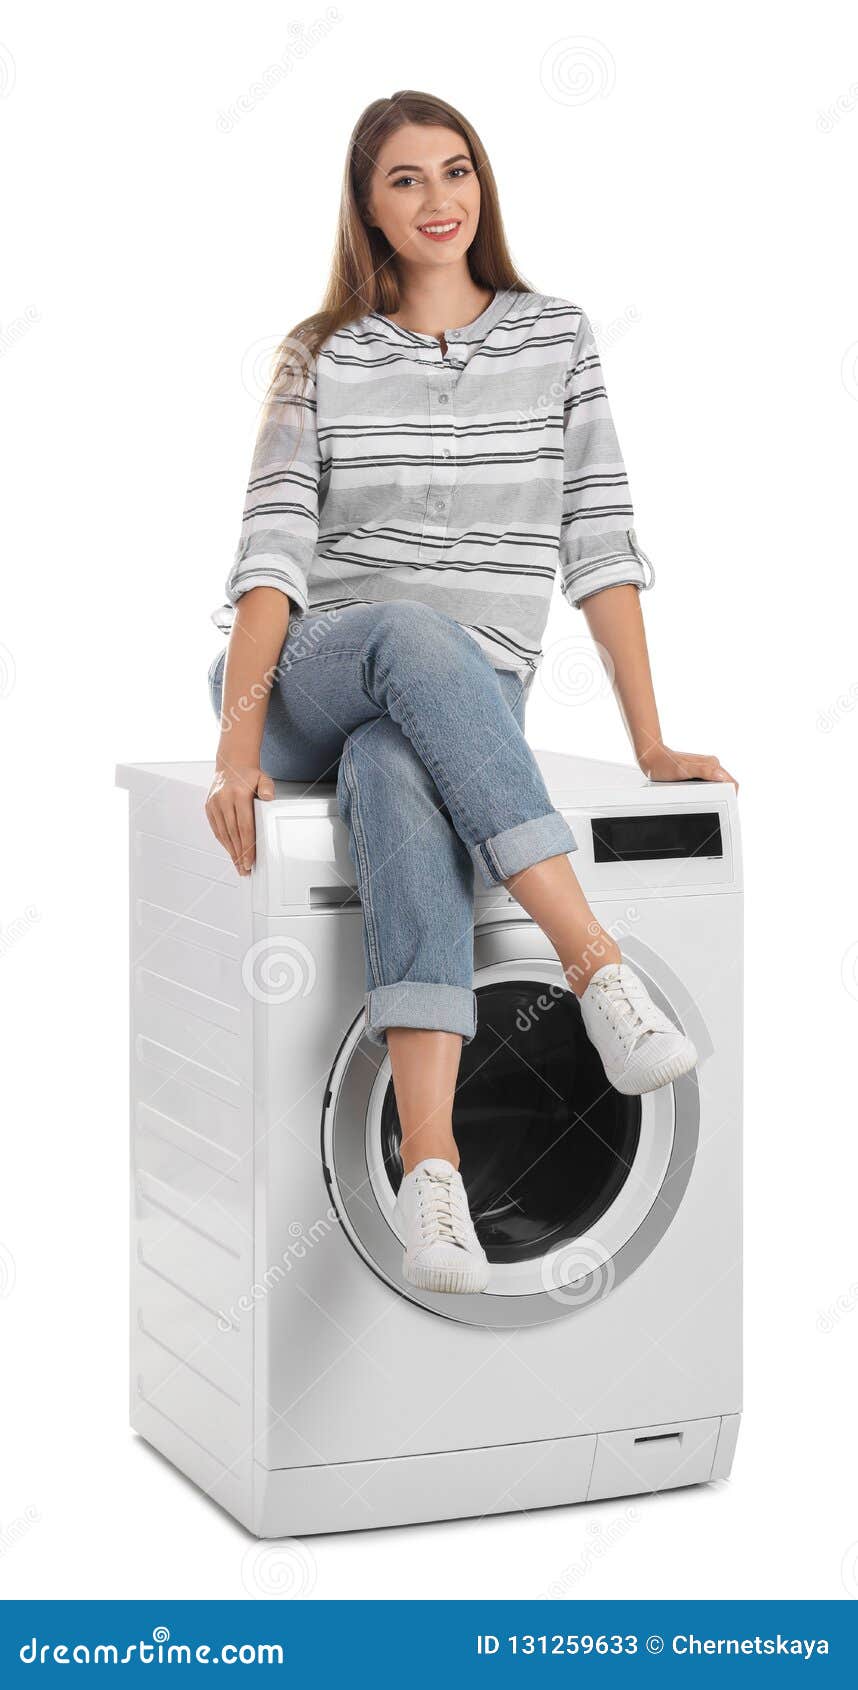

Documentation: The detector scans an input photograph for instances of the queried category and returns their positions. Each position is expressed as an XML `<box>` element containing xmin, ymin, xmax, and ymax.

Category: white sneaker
<box><xmin>579</xmin><ymin>961</ymin><xmax>698</xmax><ymax>1095</ymax></box>
<box><xmin>392</xmin><ymin>1158</ymin><xmax>489</xmax><ymax>1294</ymax></box>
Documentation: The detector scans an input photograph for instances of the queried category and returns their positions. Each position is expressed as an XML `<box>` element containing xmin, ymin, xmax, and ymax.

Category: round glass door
<box><xmin>322</xmin><ymin>924</ymin><xmax>700</xmax><ymax>1329</ymax></box>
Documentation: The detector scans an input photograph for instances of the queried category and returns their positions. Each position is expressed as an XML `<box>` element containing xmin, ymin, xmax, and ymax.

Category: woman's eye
<box><xmin>391</xmin><ymin>166</ymin><xmax>471</xmax><ymax>188</ymax></box>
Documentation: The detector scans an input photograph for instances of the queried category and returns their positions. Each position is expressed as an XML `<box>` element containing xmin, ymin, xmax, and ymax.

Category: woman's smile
<box><xmin>416</xmin><ymin>218</ymin><xmax>462</xmax><ymax>242</ymax></box>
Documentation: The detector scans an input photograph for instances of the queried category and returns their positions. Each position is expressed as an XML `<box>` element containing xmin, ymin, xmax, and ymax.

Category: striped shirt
<box><xmin>213</xmin><ymin>287</ymin><xmax>655</xmax><ymax>679</ymax></box>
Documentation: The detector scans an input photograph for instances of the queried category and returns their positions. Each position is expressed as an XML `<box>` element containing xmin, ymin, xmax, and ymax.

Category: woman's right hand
<box><xmin>205</xmin><ymin>763</ymin><xmax>276</xmax><ymax>876</ymax></box>
<box><xmin>206</xmin><ymin>587</ymin><xmax>292</xmax><ymax>874</ymax></box>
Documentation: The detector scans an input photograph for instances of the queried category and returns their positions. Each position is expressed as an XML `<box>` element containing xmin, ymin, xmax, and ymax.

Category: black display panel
<box><xmin>592</xmin><ymin>811</ymin><xmax>723</xmax><ymax>863</ymax></box>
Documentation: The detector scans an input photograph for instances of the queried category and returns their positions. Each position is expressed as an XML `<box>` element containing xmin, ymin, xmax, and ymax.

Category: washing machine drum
<box><xmin>323</xmin><ymin>925</ymin><xmax>699</xmax><ymax>1328</ymax></box>
<box><xmin>380</xmin><ymin>980</ymin><xmax>639</xmax><ymax>1263</ymax></box>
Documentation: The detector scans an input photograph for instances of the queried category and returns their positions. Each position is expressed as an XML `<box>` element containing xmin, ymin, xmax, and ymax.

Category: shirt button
<box><xmin>437</xmin><ymin>393</ymin><xmax>449</xmax><ymax>405</ymax></box>
<box><xmin>432</xmin><ymin>499</ymin><xmax>447</xmax><ymax>514</ymax></box>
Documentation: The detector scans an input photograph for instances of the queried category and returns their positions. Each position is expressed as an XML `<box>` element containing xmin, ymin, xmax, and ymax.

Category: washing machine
<box><xmin>116</xmin><ymin>749</ymin><xmax>742</xmax><ymax>1539</ymax></box>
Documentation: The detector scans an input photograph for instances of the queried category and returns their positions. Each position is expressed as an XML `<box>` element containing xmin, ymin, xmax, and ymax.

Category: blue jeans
<box><xmin>208</xmin><ymin>601</ymin><xmax>578</xmax><ymax>1047</ymax></box>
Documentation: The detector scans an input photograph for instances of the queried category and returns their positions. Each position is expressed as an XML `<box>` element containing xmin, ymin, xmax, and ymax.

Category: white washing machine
<box><xmin>116</xmin><ymin>750</ymin><xmax>742</xmax><ymax>1539</ymax></box>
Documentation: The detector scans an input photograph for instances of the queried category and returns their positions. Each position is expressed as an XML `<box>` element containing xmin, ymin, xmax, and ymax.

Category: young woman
<box><xmin>205</xmin><ymin>90</ymin><xmax>737</xmax><ymax>1297</ymax></box>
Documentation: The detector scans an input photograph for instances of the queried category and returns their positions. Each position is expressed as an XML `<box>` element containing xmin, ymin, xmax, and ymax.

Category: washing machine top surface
<box><xmin>116</xmin><ymin>752</ymin><xmax>723</xmax><ymax>812</ymax></box>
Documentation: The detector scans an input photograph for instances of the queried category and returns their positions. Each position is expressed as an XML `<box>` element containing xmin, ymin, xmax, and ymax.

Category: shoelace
<box><xmin>593</xmin><ymin>969</ymin><xmax>665</xmax><ymax>1052</ymax></box>
<box><xmin>416</xmin><ymin>1169</ymin><xmax>470</xmax><ymax>1248</ymax></box>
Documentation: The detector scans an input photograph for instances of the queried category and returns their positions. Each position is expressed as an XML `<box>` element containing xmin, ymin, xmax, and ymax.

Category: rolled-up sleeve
<box><xmin>224</xmin><ymin>373</ymin><xmax>320</xmax><ymax>616</ymax></box>
<box><xmin>559</xmin><ymin>309</ymin><xmax>656</xmax><ymax>608</ymax></box>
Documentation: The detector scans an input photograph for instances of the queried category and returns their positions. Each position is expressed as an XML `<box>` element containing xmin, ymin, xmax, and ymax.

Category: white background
<box><xmin>2</xmin><ymin>0</ymin><xmax>857</xmax><ymax>1601</ymax></box>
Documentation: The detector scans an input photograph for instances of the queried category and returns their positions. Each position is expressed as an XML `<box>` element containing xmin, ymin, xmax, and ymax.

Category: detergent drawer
<box><xmin>253</xmin><ymin>802</ymin><xmax>355</xmax><ymax>912</ymax></box>
<box><xmin>587</xmin><ymin>1417</ymin><xmax>721</xmax><ymax>1501</ymax></box>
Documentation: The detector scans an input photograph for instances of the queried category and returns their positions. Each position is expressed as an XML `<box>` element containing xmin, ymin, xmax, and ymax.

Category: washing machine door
<box><xmin>322</xmin><ymin>921</ymin><xmax>700</xmax><ymax>1328</ymax></box>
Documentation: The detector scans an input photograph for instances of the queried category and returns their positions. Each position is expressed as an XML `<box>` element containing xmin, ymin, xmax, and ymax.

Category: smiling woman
<box><xmin>256</xmin><ymin>89</ymin><xmax>525</xmax><ymax>361</ymax></box>
<box><xmin>204</xmin><ymin>87</ymin><xmax>733</xmax><ymax>1299</ymax></box>
<box><xmin>361</xmin><ymin>120</ymin><xmax>494</xmax><ymax>347</ymax></box>
<box><xmin>376</xmin><ymin>142</ymin><xmax>479</xmax><ymax>250</ymax></box>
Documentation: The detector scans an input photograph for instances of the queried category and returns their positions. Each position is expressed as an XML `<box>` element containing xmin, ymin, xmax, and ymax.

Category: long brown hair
<box><xmin>263</xmin><ymin>89</ymin><xmax>533</xmax><ymax>410</ymax></box>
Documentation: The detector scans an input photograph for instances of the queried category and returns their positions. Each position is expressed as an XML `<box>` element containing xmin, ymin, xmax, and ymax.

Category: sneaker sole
<box><xmin>404</xmin><ymin>1257</ymin><xmax>489</xmax><ymax>1295</ymax></box>
<box><xmin>607</xmin><ymin>1041</ymin><xmax>698</xmax><ymax>1096</ymax></box>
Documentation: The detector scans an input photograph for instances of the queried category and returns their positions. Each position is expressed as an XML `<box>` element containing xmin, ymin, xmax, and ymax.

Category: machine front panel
<box><xmin>252</xmin><ymin>894</ymin><xmax>741</xmax><ymax>1470</ymax></box>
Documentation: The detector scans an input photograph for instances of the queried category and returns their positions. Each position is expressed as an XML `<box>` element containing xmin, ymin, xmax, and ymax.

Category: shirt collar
<box><xmin>365</xmin><ymin>286</ymin><xmax>517</xmax><ymax>364</ymax></box>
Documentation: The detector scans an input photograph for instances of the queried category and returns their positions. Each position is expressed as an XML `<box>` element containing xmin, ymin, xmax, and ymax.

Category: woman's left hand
<box><xmin>638</xmin><ymin>743</ymin><xmax>739</xmax><ymax>792</ymax></box>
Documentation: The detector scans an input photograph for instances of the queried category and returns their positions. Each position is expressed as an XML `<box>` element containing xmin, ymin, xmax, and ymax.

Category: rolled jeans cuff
<box><xmin>471</xmin><ymin>811</ymin><xmax>578</xmax><ymax>888</ymax></box>
<box><xmin>365</xmin><ymin>982</ymin><xmax>477</xmax><ymax>1048</ymax></box>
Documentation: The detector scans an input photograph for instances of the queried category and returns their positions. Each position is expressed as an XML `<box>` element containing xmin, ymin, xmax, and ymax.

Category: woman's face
<box><xmin>364</xmin><ymin>123</ymin><xmax>481</xmax><ymax>270</ymax></box>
